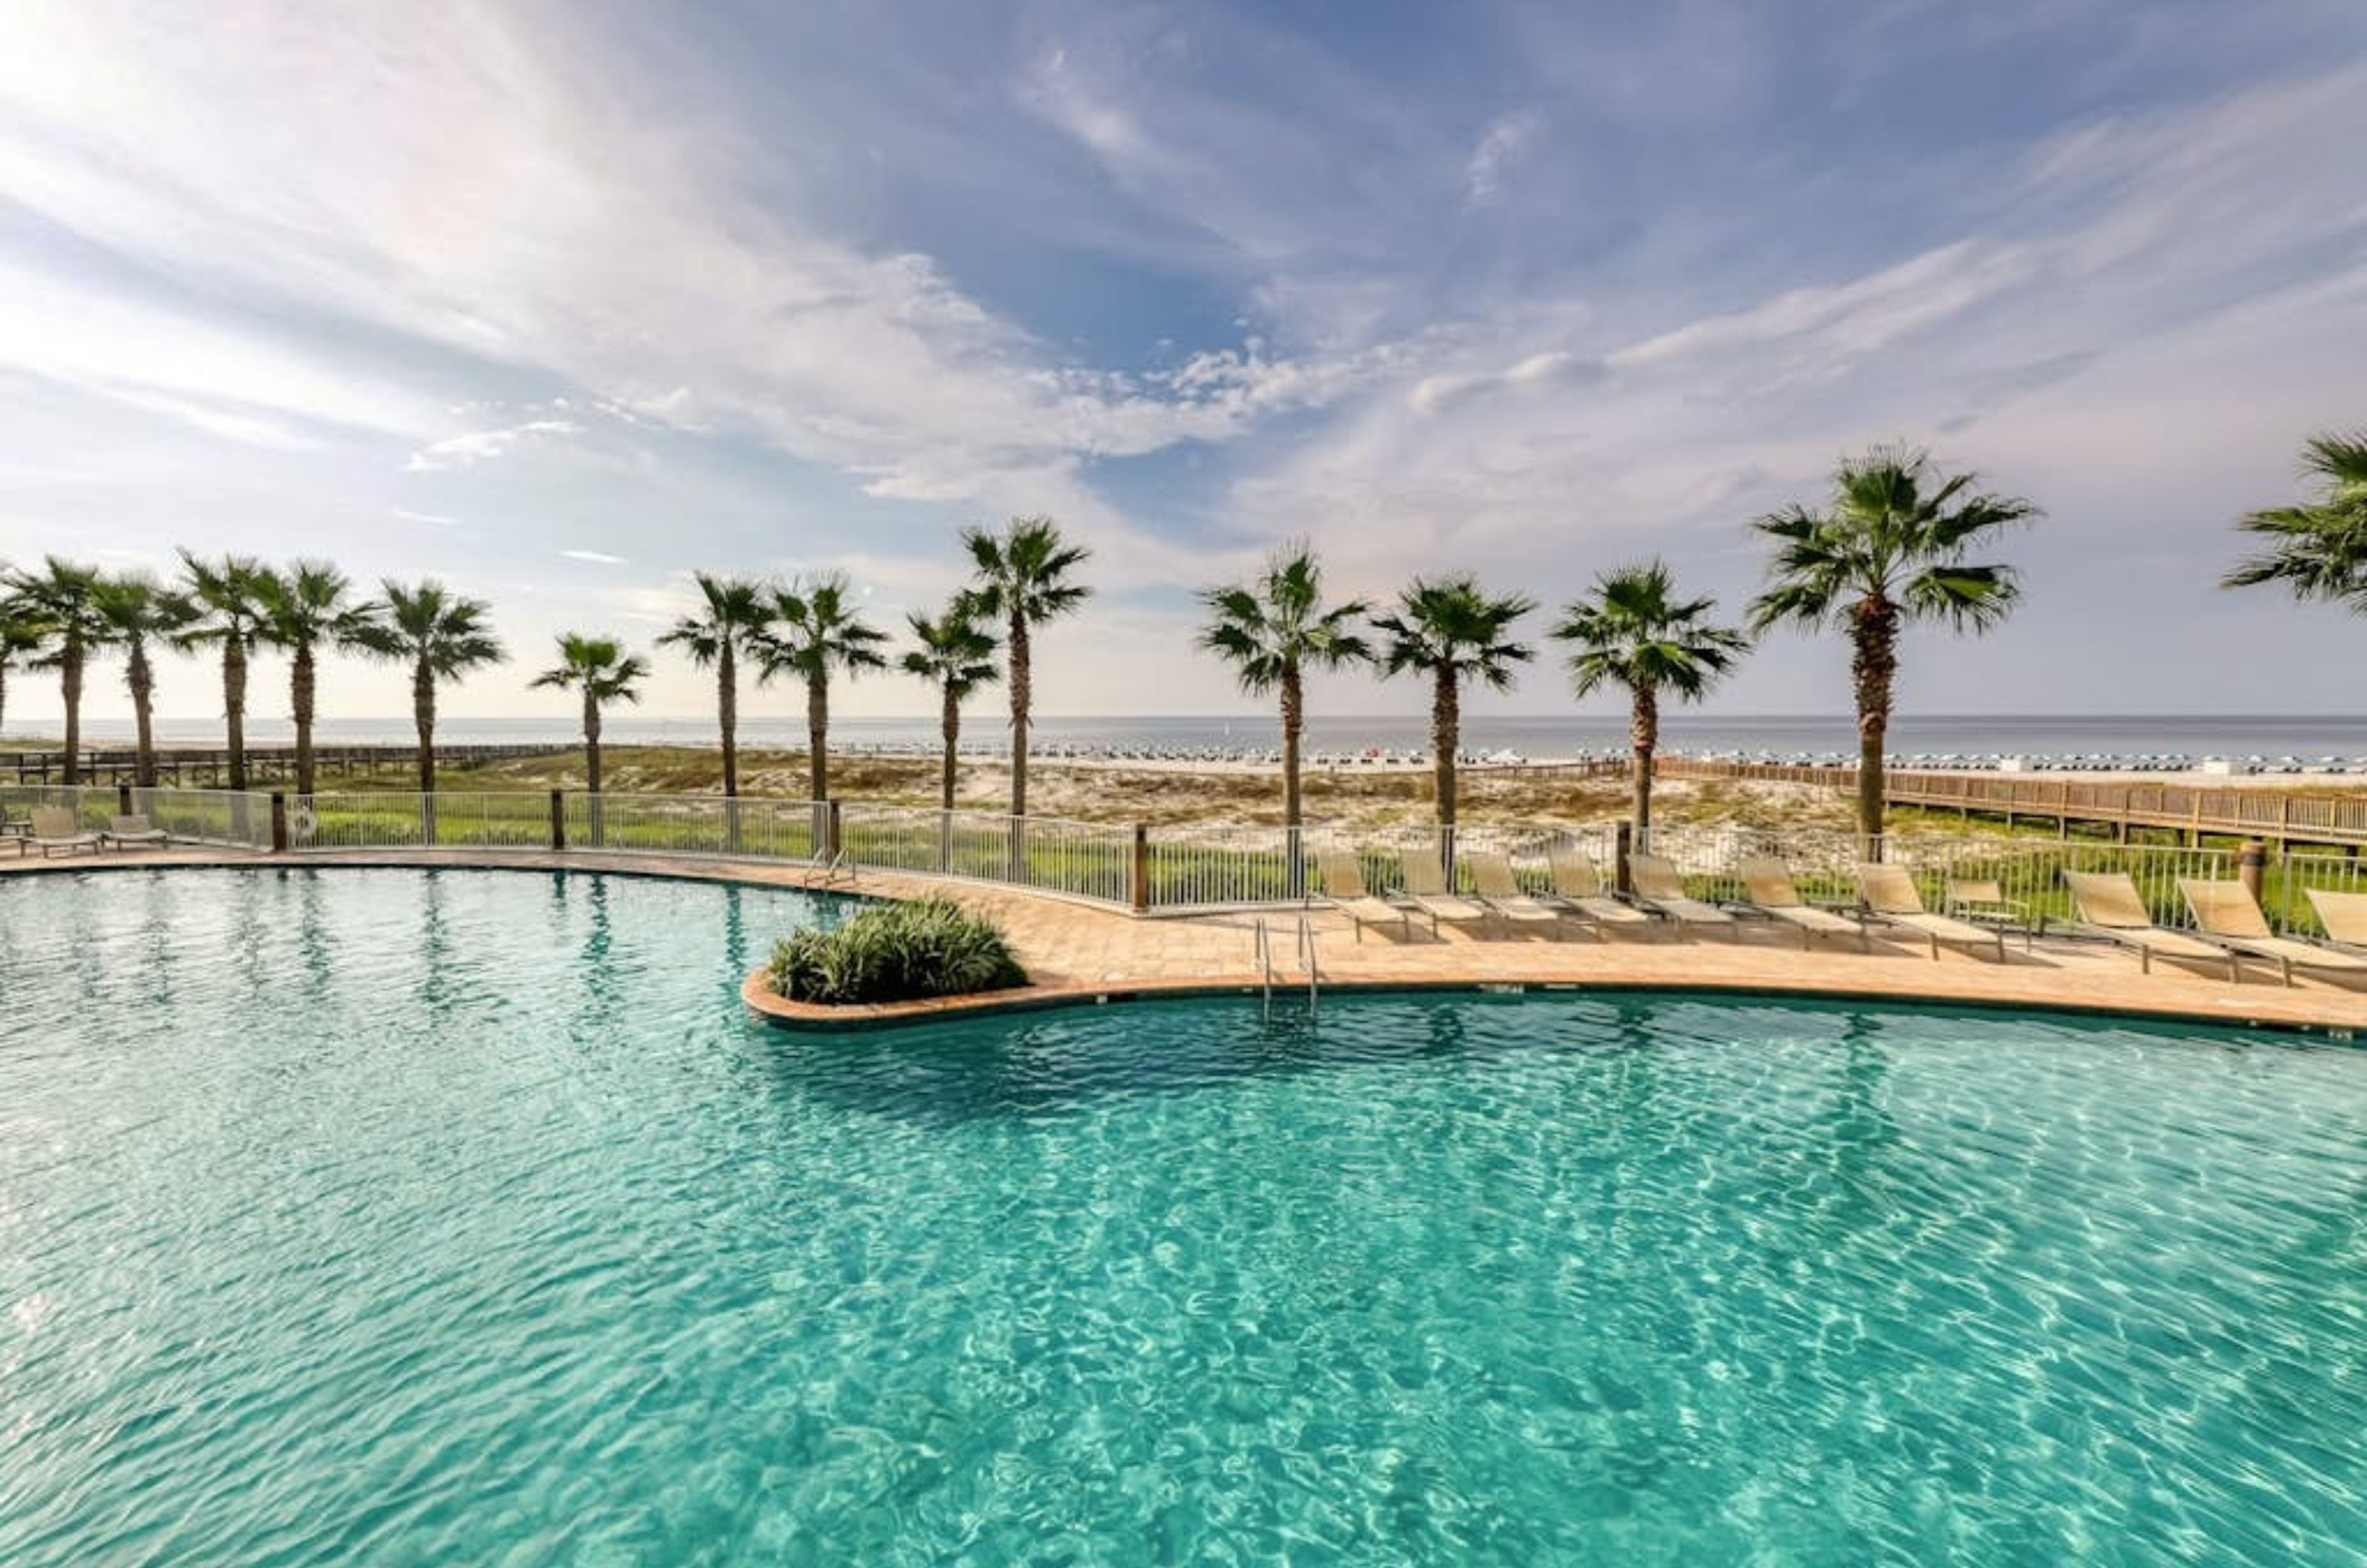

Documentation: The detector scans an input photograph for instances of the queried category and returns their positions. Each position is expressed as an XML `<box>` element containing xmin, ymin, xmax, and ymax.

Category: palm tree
<box><xmin>756</xmin><ymin>572</ymin><xmax>889</xmax><ymax>804</ymax></box>
<box><xmin>1198</xmin><ymin>542</ymin><xmax>1372</xmax><ymax>832</ymax></box>
<box><xmin>530</xmin><ymin>633</ymin><xmax>647</xmax><ymax>804</ymax></box>
<box><xmin>2224</xmin><ymin>430</ymin><xmax>2367</xmax><ymax>612</ymax></box>
<box><xmin>961</xmin><ymin>516</ymin><xmax>1092</xmax><ymax>818</ymax></box>
<box><xmin>1749</xmin><ymin>444</ymin><xmax>2038</xmax><ymax>846</ymax></box>
<box><xmin>92</xmin><ymin>574</ymin><xmax>197</xmax><ymax>788</ymax></box>
<box><xmin>901</xmin><ymin>595</ymin><xmax>1001</xmax><ymax>810</ymax></box>
<box><xmin>1</xmin><ymin>557</ymin><xmax>108</xmax><ymax>784</ymax></box>
<box><xmin>0</xmin><ymin>598</ymin><xmax>50</xmax><ymax>745</ymax></box>
<box><xmin>656</xmin><ymin>572</ymin><xmax>771</xmax><ymax>797</ymax></box>
<box><xmin>359</xmin><ymin>580</ymin><xmax>505</xmax><ymax>794</ymax></box>
<box><xmin>175</xmin><ymin>552</ymin><xmax>275</xmax><ymax>789</ymax></box>
<box><xmin>255</xmin><ymin>561</ymin><xmax>382</xmax><ymax>797</ymax></box>
<box><xmin>1372</xmin><ymin>574</ymin><xmax>1536</xmax><ymax>834</ymax></box>
<box><xmin>1551</xmin><ymin>561</ymin><xmax>1749</xmax><ymax>837</ymax></box>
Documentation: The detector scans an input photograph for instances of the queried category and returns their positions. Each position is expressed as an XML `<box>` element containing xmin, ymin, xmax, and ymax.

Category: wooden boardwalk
<box><xmin>9</xmin><ymin>742</ymin><xmax>573</xmax><ymax>787</ymax></box>
<box><xmin>1658</xmin><ymin>757</ymin><xmax>2367</xmax><ymax>848</ymax></box>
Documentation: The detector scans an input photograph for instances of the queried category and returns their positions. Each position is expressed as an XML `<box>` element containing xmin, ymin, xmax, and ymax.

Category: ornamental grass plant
<box><xmin>767</xmin><ymin>897</ymin><xmax>1027</xmax><ymax>1004</ymax></box>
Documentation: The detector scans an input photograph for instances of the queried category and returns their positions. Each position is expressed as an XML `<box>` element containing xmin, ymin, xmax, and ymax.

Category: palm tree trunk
<box><xmin>1630</xmin><ymin>684</ymin><xmax>1658</xmax><ymax>840</ymax></box>
<box><xmin>1007</xmin><ymin>613</ymin><xmax>1030</xmax><ymax>819</ymax></box>
<box><xmin>292</xmin><ymin>642</ymin><xmax>317</xmax><ymax>797</ymax></box>
<box><xmin>129</xmin><ymin>642</ymin><xmax>156</xmax><ymax>788</ymax></box>
<box><xmin>1431</xmin><ymin>667</ymin><xmax>1458</xmax><ymax>829</ymax></box>
<box><xmin>60</xmin><ymin>640</ymin><xmax>83</xmax><ymax>786</ymax></box>
<box><xmin>412</xmin><ymin>655</ymin><xmax>436</xmax><ymax>794</ymax></box>
<box><xmin>939</xmin><ymin>684</ymin><xmax>959</xmax><ymax>811</ymax></box>
<box><xmin>717</xmin><ymin>643</ymin><xmax>739</xmax><ymax>798</ymax></box>
<box><xmin>1280</xmin><ymin>660</ymin><xmax>1307</xmax><ymax>896</ymax></box>
<box><xmin>584</xmin><ymin>690</ymin><xmax>604</xmax><ymax>796</ymax></box>
<box><xmin>583</xmin><ymin>688</ymin><xmax>604</xmax><ymax>847</ymax></box>
<box><xmin>223</xmin><ymin>636</ymin><xmax>248</xmax><ymax>791</ymax></box>
<box><xmin>1851</xmin><ymin>595</ymin><xmax>1900</xmax><ymax>854</ymax></box>
<box><xmin>1280</xmin><ymin>661</ymin><xmax>1304</xmax><ymax>828</ymax></box>
<box><xmin>806</xmin><ymin>670</ymin><xmax>828</xmax><ymax>802</ymax></box>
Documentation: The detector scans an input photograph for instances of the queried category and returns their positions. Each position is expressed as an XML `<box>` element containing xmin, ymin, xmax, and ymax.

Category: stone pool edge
<box><xmin>737</xmin><ymin>963</ymin><xmax>2366</xmax><ymax>1041</ymax></box>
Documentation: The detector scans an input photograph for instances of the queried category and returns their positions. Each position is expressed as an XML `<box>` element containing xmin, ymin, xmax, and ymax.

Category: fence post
<box><xmin>1131</xmin><ymin>823</ymin><xmax>1149</xmax><ymax>914</ymax></box>
<box><xmin>269</xmin><ymin>791</ymin><xmax>289</xmax><ymax>854</ymax></box>
<box><xmin>1615</xmin><ymin>820</ymin><xmax>1634</xmax><ymax>895</ymax></box>
<box><xmin>117</xmin><ymin>782</ymin><xmax>134</xmax><ymax>816</ymax></box>
<box><xmin>2238</xmin><ymin>838</ymin><xmax>2266</xmax><ymax>903</ymax></box>
<box><xmin>549</xmin><ymin>788</ymin><xmax>567</xmax><ymax>851</ymax></box>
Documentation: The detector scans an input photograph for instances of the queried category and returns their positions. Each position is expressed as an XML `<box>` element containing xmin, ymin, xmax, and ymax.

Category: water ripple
<box><xmin>2</xmin><ymin>869</ymin><xmax>2364</xmax><ymax>1564</ymax></box>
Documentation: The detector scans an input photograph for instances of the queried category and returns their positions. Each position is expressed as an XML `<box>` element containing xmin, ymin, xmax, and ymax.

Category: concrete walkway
<box><xmin>8</xmin><ymin>845</ymin><xmax>2366</xmax><ymax>1035</ymax></box>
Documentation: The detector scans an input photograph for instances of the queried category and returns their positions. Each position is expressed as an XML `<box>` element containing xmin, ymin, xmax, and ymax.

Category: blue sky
<box><xmin>4</xmin><ymin>0</ymin><xmax>2365</xmax><ymax>725</ymax></box>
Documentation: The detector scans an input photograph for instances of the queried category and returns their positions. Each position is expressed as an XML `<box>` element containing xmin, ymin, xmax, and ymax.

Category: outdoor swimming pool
<box><xmin>3</xmin><ymin>868</ymin><xmax>2363</xmax><ymax>1564</ymax></box>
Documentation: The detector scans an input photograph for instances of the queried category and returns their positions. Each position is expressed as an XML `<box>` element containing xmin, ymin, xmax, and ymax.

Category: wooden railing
<box><xmin>1655</xmin><ymin>757</ymin><xmax>2367</xmax><ymax>847</ymax></box>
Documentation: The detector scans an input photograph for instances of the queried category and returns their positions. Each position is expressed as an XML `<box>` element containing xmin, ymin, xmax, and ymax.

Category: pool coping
<box><xmin>737</xmin><ymin>963</ymin><xmax>2365</xmax><ymax>1040</ymax></box>
<box><xmin>10</xmin><ymin>847</ymin><xmax>2365</xmax><ymax>1040</ymax></box>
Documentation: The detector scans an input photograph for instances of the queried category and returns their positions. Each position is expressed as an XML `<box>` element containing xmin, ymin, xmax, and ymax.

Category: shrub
<box><xmin>766</xmin><ymin>897</ymin><xmax>1028</xmax><ymax>1005</ymax></box>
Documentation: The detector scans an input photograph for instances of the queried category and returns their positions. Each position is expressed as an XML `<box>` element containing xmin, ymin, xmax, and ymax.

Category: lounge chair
<box><xmin>1945</xmin><ymin>876</ymin><xmax>2041</xmax><ymax>944</ymax></box>
<box><xmin>101</xmin><ymin>813</ymin><xmax>170</xmax><ymax>850</ymax></box>
<box><xmin>1544</xmin><ymin>850</ymin><xmax>1656</xmax><ymax>934</ymax></box>
<box><xmin>2307</xmin><ymin>890</ymin><xmax>2367</xmax><ymax>958</ymax></box>
<box><xmin>1625</xmin><ymin>853</ymin><xmax>1738</xmax><ymax>936</ymax></box>
<box><xmin>1314</xmin><ymin>849</ymin><xmax>1420</xmax><ymax>943</ymax></box>
<box><xmin>28</xmin><ymin>807</ymin><xmax>101</xmax><ymax>858</ymax></box>
<box><xmin>2178</xmin><ymin>879</ymin><xmax>2367</xmax><ymax>988</ymax></box>
<box><xmin>1736</xmin><ymin>858</ymin><xmax>1871</xmax><ymax>950</ymax></box>
<box><xmin>1398</xmin><ymin>851</ymin><xmax>1494</xmax><ymax>932</ymax></box>
<box><xmin>1855</xmin><ymin>863</ymin><xmax>2006</xmax><ymax>962</ymax></box>
<box><xmin>1465</xmin><ymin>852</ymin><xmax>1574</xmax><ymax>936</ymax></box>
<box><xmin>2060</xmin><ymin>871</ymin><xmax>2240</xmax><ymax>979</ymax></box>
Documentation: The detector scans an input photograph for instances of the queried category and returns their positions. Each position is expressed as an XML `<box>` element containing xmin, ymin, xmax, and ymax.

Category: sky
<box><xmin>2</xmin><ymin>0</ymin><xmax>2364</xmax><ymax>728</ymax></box>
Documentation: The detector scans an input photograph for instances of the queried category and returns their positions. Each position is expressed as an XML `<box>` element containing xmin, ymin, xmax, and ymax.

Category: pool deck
<box><xmin>8</xmin><ymin>844</ymin><xmax>2367</xmax><ymax>1036</ymax></box>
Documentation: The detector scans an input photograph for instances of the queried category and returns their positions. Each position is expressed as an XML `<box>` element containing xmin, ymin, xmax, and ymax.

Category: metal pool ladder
<box><xmin>1253</xmin><ymin>915</ymin><xmax>1322</xmax><ymax>1016</ymax></box>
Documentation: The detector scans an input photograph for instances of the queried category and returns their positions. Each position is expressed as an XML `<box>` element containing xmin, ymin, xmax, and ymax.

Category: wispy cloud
<box><xmin>560</xmin><ymin>550</ymin><xmax>627</xmax><ymax>565</ymax></box>
<box><xmin>405</xmin><ymin>421</ymin><xmax>584</xmax><ymax>473</ymax></box>
<box><xmin>1463</xmin><ymin>110</ymin><xmax>1542</xmax><ymax>206</ymax></box>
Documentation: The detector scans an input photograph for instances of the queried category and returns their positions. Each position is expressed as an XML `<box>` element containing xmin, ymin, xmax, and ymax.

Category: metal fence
<box><xmin>291</xmin><ymin>791</ymin><xmax>552</xmax><ymax>851</ymax></box>
<box><xmin>840</xmin><ymin>805</ymin><xmax>1133</xmax><ymax>905</ymax></box>
<box><xmin>562</xmin><ymin>794</ymin><xmax>822</xmax><ymax>860</ymax></box>
<box><xmin>2</xmin><ymin>784</ymin><xmax>275</xmax><ymax>851</ymax></box>
<box><xmin>18</xmin><ymin>777</ymin><xmax>2363</xmax><ymax>937</ymax></box>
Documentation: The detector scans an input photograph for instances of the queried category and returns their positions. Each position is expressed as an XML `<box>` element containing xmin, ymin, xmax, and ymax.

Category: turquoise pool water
<box><xmin>2</xmin><ymin>868</ymin><xmax>2363</xmax><ymax>1565</ymax></box>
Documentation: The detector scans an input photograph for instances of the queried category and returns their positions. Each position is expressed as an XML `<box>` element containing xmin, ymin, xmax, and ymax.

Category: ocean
<box><xmin>42</xmin><ymin>712</ymin><xmax>2367</xmax><ymax>763</ymax></box>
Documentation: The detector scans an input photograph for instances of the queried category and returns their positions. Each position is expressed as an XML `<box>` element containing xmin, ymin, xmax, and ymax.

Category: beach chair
<box><xmin>1544</xmin><ymin>850</ymin><xmax>1655</xmax><ymax>935</ymax></box>
<box><xmin>2178</xmin><ymin>879</ymin><xmax>2367</xmax><ymax>988</ymax></box>
<box><xmin>28</xmin><ymin>807</ymin><xmax>101</xmax><ymax>858</ymax></box>
<box><xmin>1464</xmin><ymin>851</ymin><xmax>1573</xmax><ymax>936</ymax></box>
<box><xmin>2060</xmin><ymin>871</ymin><xmax>2240</xmax><ymax>979</ymax></box>
<box><xmin>1397</xmin><ymin>851</ymin><xmax>1494</xmax><ymax>932</ymax></box>
<box><xmin>1855</xmin><ymin>863</ymin><xmax>2006</xmax><ymax>962</ymax></box>
<box><xmin>1314</xmin><ymin>849</ymin><xmax>1420</xmax><ymax>943</ymax></box>
<box><xmin>1626</xmin><ymin>853</ymin><xmax>1738</xmax><ymax>936</ymax></box>
<box><xmin>1736</xmin><ymin>858</ymin><xmax>1871</xmax><ymax>950</ymax></box>
<box><xmin>101</xmin><ymin>814</ymin><xmax>170</xmax><ymax>851</ymax></box>
<box><xmin>2307</xmin><ymin>890</ymin><xmax>2367</xmax><ymax>958</ymax></box>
